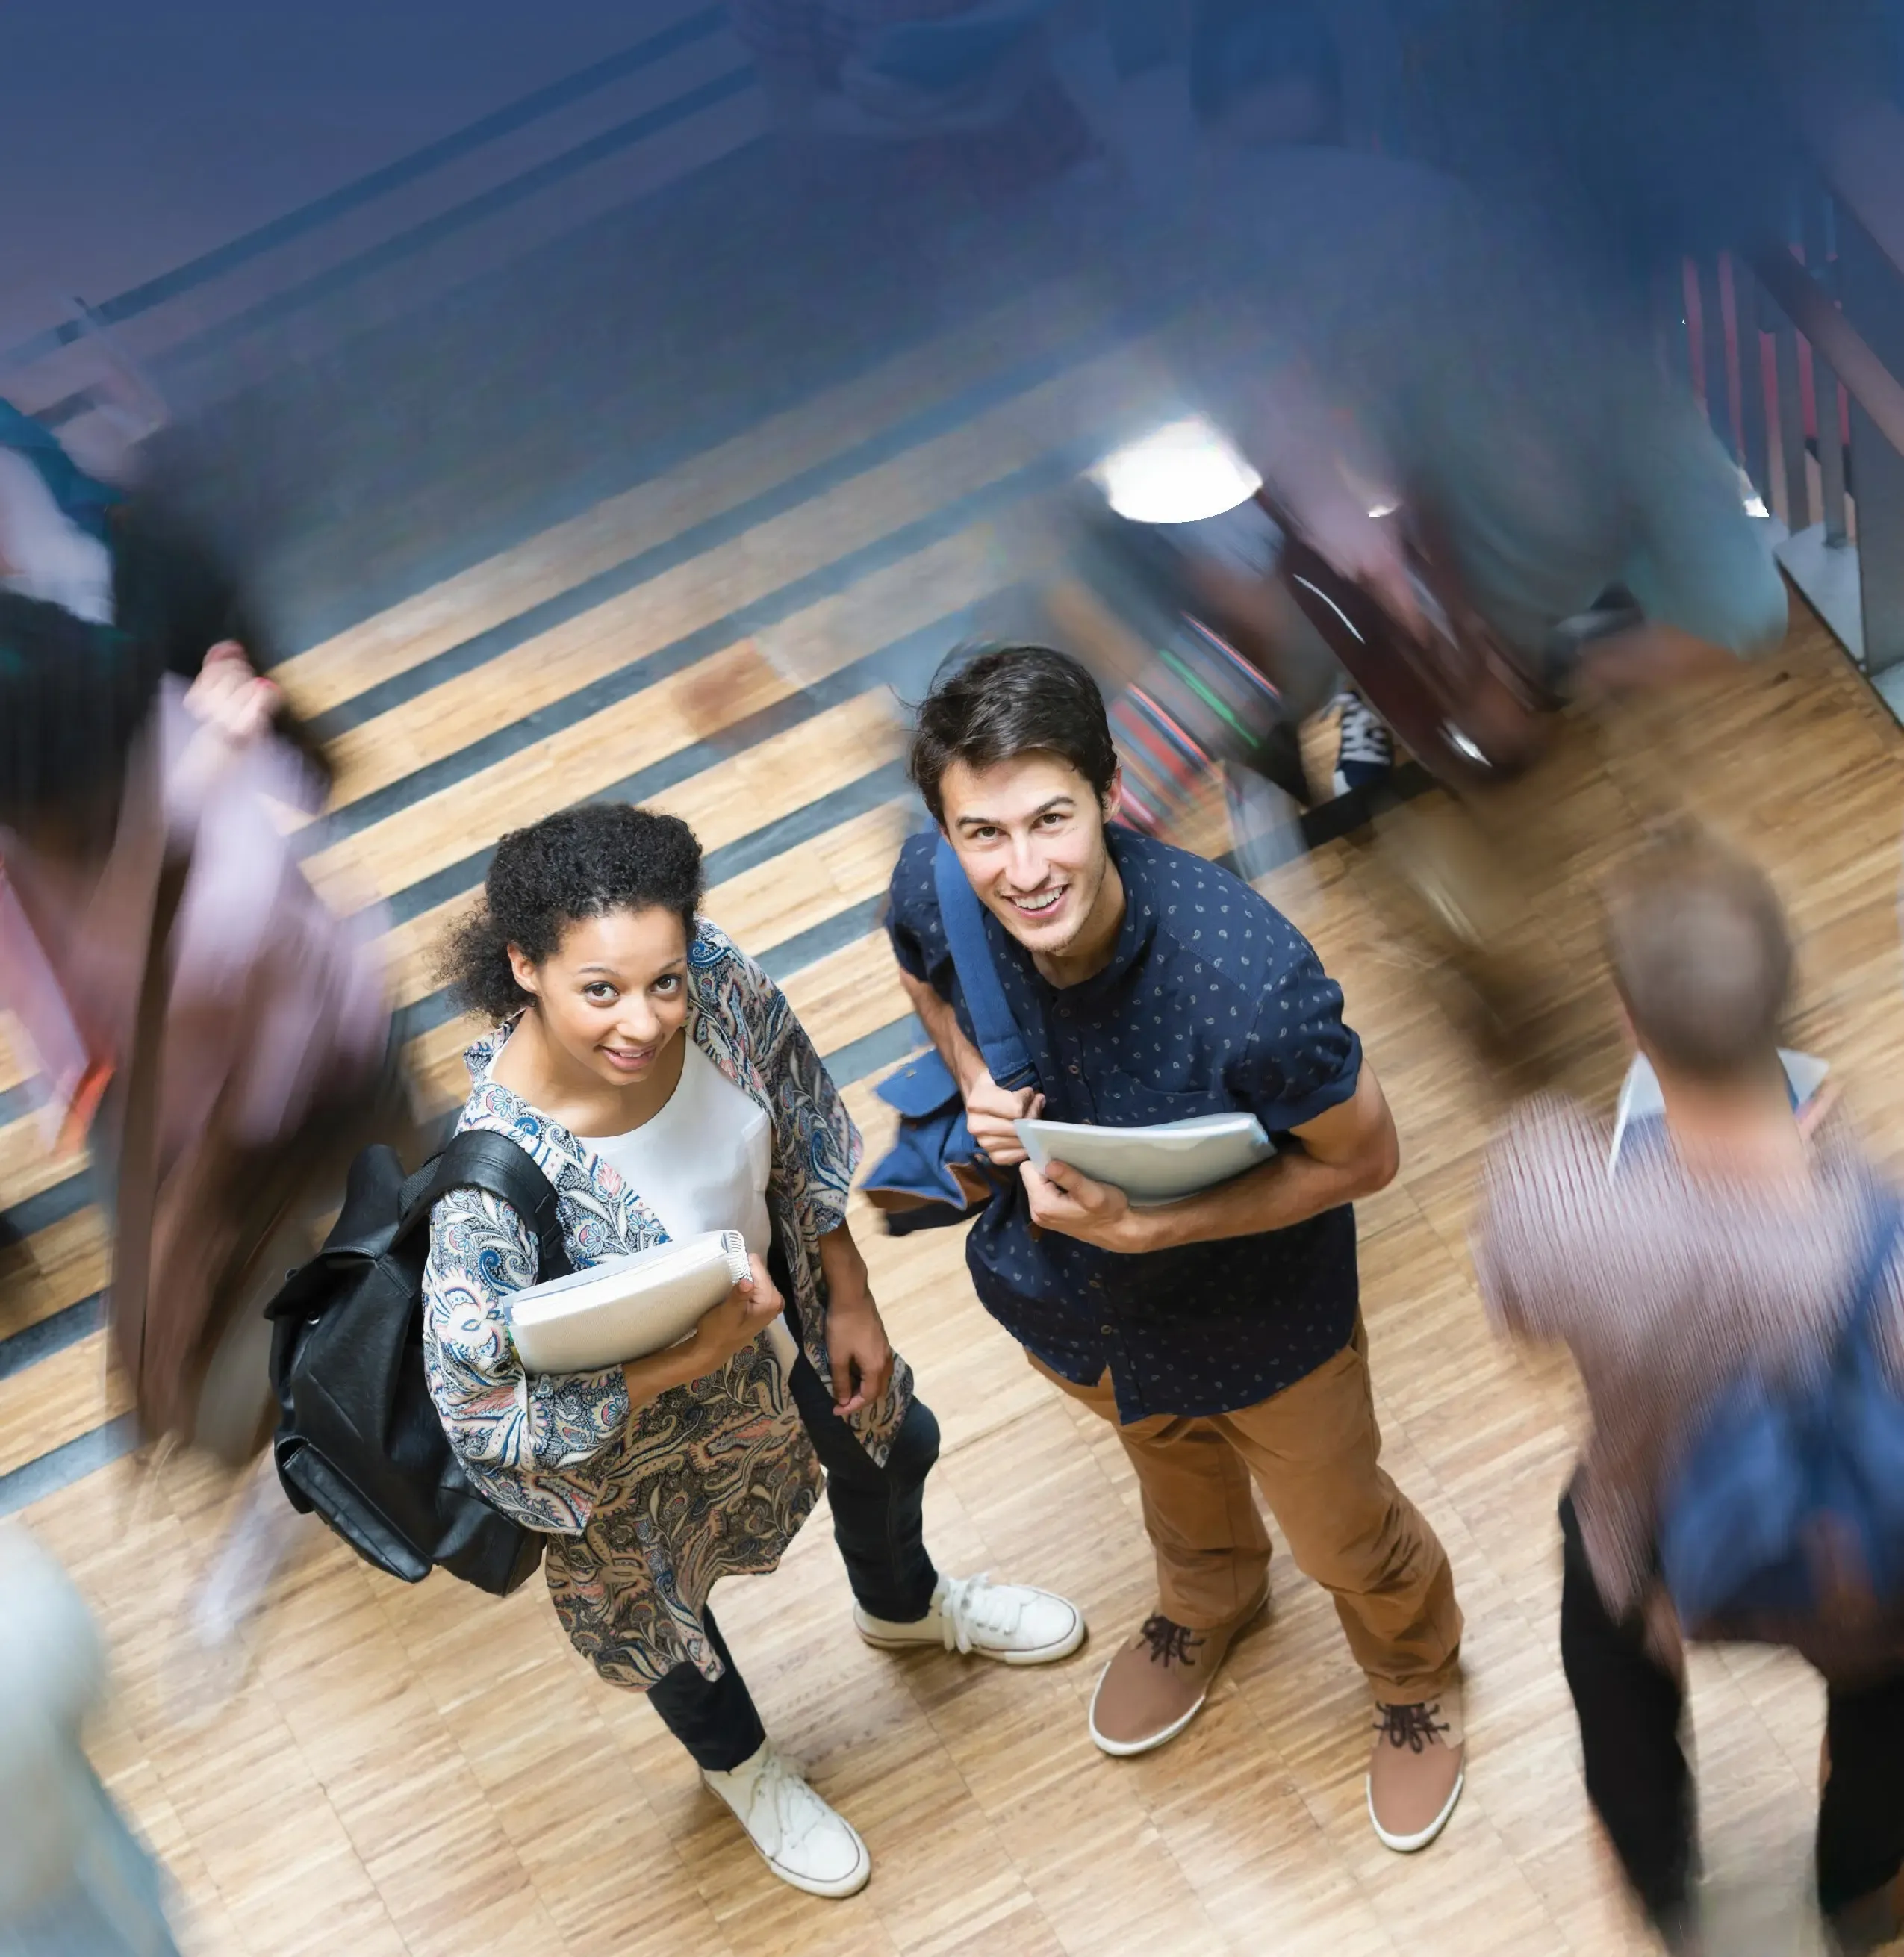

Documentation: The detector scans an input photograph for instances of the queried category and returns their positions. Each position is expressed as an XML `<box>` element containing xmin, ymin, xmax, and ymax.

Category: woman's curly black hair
<box><xmin>439</xmin><ymin>803</ymin><xmax>705</xmax><ymax>1024</ymax></box>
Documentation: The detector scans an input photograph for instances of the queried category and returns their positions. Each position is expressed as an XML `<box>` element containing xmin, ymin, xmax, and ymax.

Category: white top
<box><xmin>582</xmin><ymin>1039</ymin><xmax>774</xmax><ymax>1258</ymax></box>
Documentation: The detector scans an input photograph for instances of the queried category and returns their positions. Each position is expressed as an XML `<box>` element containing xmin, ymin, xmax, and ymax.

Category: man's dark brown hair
<box><xmin>908</xmin><ymin>643</ymin><xmax>1119</xmax><ymax>827</ymax></box>
<box><xmin>1602</xmin><ymin>827</ymin><xmax>1793</xmax><ymax>1083</ymax></box>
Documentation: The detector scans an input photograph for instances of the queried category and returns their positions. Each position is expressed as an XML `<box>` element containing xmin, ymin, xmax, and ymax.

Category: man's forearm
<box><xmin>897</xmin><ymin>965</ymin><xmax>985</xmax><ymax>1095</ymax></box>
<box><xmin>1124</xmin><ymin>1139</ymin><xmax>1390</xmax><ymax>1251</ymax></box>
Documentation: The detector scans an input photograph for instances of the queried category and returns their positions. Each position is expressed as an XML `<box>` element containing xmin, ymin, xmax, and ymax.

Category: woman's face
<box><xmin>508</xmin><ymin>904</ymin><xmax>691</xmax><ymax>1090</ymax></box>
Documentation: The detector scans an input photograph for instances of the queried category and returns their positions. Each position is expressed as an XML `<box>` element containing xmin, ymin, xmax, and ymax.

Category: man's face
<box><xmin>939</xmin><ymin>751</ymin><xmax>1117</xmax><ymax>960</ymax></box>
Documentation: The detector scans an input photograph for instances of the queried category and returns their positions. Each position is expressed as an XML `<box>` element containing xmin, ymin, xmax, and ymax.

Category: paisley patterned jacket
<box><xmin>420</xmin><ymin>921</ymin><xmax>915</xmax><ymax>1684</ymax></box>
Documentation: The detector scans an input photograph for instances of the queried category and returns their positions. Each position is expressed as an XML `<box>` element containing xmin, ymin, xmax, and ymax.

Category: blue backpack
<box><xmin>860</xmin><ymin>836</ymin><xmax>1038</xmax><ymax>1236</ymax></box>
<box><xmin>1659</xmin><ymin>1189</ymin><xmax>1904</xmax><ymax>1631</ymax></box>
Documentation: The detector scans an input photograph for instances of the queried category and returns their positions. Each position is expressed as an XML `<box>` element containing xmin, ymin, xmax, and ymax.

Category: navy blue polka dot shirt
<box><xmin>887</xmin><ymin>824</ymin><xmax>1364</xmax><ymax>1422</ymax></box>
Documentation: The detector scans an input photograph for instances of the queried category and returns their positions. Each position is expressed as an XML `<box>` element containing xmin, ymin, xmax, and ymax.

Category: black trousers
<box><xmin>647</xmin><ymin>1334</ymin><xmax>942</xmax><ymax>1773</ymax></box>
<box><xmin>1558</xmin><ymin>1491</ymin><xmax>1904</xmax><ymax>1927</ymax></box>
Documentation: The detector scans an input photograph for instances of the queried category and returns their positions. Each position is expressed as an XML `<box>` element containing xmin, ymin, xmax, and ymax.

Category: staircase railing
<box><xmin>1676</xmin><ymin>176</ymin><xmax>1904</xmax><ymax>712</ymax></box>
<box><xmin>1</xmin><ymin>7</ymin><xmax>757</xmax><ymax>450</ymax></box>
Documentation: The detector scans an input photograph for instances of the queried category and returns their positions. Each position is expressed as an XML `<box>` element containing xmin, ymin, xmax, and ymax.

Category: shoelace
<box><xmin>1372</xmin><ymin>1701</ymin><xmax>1449</xmax><ymax>1754</ymax></box>
<box><xmin>936</xmin><ymin>1572</ymin><xmax>1027</xmax><ymax>1655</ymax></box>
<box><xmin>740</xmin><ymin>1749</ymin><xmax>832</xmax><ymax>1855</ymax></box>
<box><xmin>1332</xmin><ymin>691</ymin><xmax>1394</xmax><ymax>767</ymax></box>
<box><xmin>1137</xmin><ymin>1612</ymin><xmax>1205</xmax><ymax>1670</ymax></box>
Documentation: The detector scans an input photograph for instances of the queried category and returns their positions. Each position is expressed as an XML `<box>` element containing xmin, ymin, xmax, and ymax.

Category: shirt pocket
<box><xmin>1088</xmin><ymin>1071</ymin><xmax>1228</xmax><ymax>1130</ymax></box>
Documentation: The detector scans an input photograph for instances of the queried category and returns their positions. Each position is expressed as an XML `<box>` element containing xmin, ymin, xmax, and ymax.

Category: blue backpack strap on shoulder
<box><xmin>1838</xmin><ymin>1186</ymin><xmax>1904</xmax><ymax>1372</ymax></box>
<box><xmin>932</xmin><ymin>835</ymin><xmax>1037</xmax><ymax>1094</ymax></box>
<box><xmin>858</xmin><ymin>839</ymin><xmax>1037</xmax><ymax>1231</ymax></box>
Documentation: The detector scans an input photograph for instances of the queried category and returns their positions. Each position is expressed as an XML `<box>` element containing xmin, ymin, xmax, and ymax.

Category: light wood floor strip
<box><xmin>777</xmin><ymin>931</ymin><xmax>915</xmax><ymax>1062</ymax></box>
<box><xmin>308</xmin><ymin>685</ymin><xmax>906</xmax><ymax>910</ymax></box>
<box><xmin>0</xmin><ymin>1210</ymin><xmax>108</xmax><ymax>1342</ymax></box>
<box><xmin>699</xmin><ymin>800</ymin><xmax>914</xmax><ymax>956</ymax></box>
<box><xmin>271</xmin><ymin>281</ymin><xmax>1105</xmax><ymax>718</ymax></box>
<box><xmin>0</xmin><ymin>1110</ymin><xmax>84</xmax><ymax>1216</ymax></box>
<box><xmin>317</xmin><ymin>496</ymin><xmax>1015</xmax><ymax>815</ymax></box>
<box><xmin>0</xmin><ymin>1328</ymin><xmax>126</xmax><ymax>1477</ymax></box>
<box><xmin>308</xmin><ymin>333</ymin><xmax>1156</xmax><ymax>827</ymax></box>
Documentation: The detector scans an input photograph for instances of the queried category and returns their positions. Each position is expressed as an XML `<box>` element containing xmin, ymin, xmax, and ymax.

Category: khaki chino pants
<box><xmin>1034</xmin><ymin>1320</ymin><xmax>1462</xmax><ymax>1702</ymax></box>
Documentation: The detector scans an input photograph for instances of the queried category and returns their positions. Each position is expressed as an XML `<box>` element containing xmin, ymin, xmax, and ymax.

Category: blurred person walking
<box><xmin>0</xmin><ymin>399</ymin><xmax>328</xmax><ymax>778</ymax></box>
<box><xmin>0</xmin><ymin>443</ymin><xmax>402</xmax><ymax>1699</ymax></box>
<box><xmin>1476</xmin><ymin>831</ymin><xmax>1904</xmax><ymax>1955</ymax></box>
<box><xmin>0</xmin><ymin>1524</ymin><xmax>182</xmax><ymax>1955</ymax></box>
<box><xmin>1110</xmin><ymin>123</ymin><xmax>1790</xmax><ymax>1061</ymax></box>
<box><xmin>421</xmin><ymin>803</ymin><xmax>1083</xmax><ymax>1899</ymax></box>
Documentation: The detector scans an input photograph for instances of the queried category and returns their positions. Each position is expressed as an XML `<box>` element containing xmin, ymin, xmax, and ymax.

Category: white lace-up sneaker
<box><xmin>854</xmin><ymin>1572</ymin><xmax>1087</xmax><ymax>1665</ymax></box>
<box><xmin>702</xmin><ymin>1742</ymin><xmax>871</xmax><ymax>1898</ymax></box>
<box><xmin>1330</xmin><ymin>689</ymin><xmax>1395</xmax><ymax>796</ymax></box>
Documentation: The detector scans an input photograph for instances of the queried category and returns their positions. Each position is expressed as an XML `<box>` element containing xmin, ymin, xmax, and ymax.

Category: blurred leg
<box><xmin>1557</xmin><ymin>1492</ymin><xmax>1696</xmax><ymax>1935</ymax></box>
<box><xmin>1817</xmin><ymin>1667</ymin><xmax>1904</xmax><ymax>1932</ymax></box>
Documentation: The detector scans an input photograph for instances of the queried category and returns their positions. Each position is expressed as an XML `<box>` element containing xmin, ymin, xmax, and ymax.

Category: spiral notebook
<box><xmin>508</xmin><ymin>1231</ymin><xmax>753</xmax><ymax>1374</ymax></box>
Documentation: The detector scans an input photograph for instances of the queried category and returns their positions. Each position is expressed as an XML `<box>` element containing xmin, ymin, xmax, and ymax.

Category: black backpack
<box><xmin>264</xmin><ymin>1129</ymin><xmax>572</xmax><ymax>1596</ymax></box>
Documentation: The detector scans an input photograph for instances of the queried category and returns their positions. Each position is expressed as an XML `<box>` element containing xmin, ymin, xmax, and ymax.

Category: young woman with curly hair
<box><xmin>423</xmin><ymin>802</ymin><xmax>1083</xmax><ymax>1898</ymax></box>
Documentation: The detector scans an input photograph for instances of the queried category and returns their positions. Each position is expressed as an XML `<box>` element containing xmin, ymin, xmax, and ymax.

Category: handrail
<box><xmin>1811</xmin><ymin>102</ymin><xmax>1904</xmax><ymax>297</ymax></box>
<box><xmin>0</xmin><ymin>7</ymin><xmax>729</xmax><ymax>380</ymax></box>
<box><xmin>1751</xmin><ymin>242</ymin><xmax>1904</xmax><ymax>461</ymax></box>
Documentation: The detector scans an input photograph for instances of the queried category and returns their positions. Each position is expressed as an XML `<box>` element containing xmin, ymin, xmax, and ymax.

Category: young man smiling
<box><xmin>883</xmin><ymin>644</ymin><xmax>1466</xmax><ymax>1851</ymax></box>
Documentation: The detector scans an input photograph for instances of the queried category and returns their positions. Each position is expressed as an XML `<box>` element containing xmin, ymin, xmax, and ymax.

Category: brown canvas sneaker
<box><xmin>1366</xmin><ymin>1684</ymin><xmax>1466</xmax><ymax>1852</ymax></box>
<box><xmin>1088</xmin><ymin>1590</ymin><xmax>1268</xmax><ymax>1758</ymax></box>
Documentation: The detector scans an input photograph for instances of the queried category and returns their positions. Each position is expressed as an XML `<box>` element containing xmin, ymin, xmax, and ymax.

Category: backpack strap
<box><xmin>399</xmin><ymin>1128</ymin><xmax>574</xmax><ymax>1281</ymax></box>
<box><xmin>933</xmin><ymin>834</ymin><xmax>1037</xmax><ymax>1094</ymax></box>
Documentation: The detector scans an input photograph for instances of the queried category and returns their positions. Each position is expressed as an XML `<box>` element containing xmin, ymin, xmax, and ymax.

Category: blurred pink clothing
<box><xmin>0</xmin><ymin>679</ymin><xmax>392</xmax><ymax>1440</ymax></box>
<box><xmin>0</xmin><ymin>678</ymin><xmax>388</xmax><ymax>1169</ymax></box>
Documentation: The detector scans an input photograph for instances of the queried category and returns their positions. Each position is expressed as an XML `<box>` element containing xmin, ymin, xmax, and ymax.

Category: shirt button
<box><xmin>1068</xmin><ymin>1062</ymin><xmax>1080</xmax><ymax>1075</ymax></box>
<box><xmin>1089</xmin><ymin>1276</ymin><xmax>1103</xmax><ymax>1290</ymax></box>
<box><xmin>1100</xmin><ymin>1324</ymin><xmax>1114</xmax><ymax>1336</ymax></box>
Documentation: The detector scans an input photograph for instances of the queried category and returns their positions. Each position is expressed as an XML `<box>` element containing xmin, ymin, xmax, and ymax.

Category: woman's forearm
<box><xmin>817</xmin><ymin>1217</ymin><xmax>873</xmax><ymax>1312</ymax></box>
<box><xmin>620</xmin><ymin>1339</ymin><xmax>708</xmax><ymax>1416</ymax></box>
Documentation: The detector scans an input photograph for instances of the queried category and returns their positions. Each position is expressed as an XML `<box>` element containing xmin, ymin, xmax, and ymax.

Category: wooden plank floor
<box><xmin>2</xmin><ymin>273</ymin><xmax>1903</xmax><ymax>1954</ymax></box>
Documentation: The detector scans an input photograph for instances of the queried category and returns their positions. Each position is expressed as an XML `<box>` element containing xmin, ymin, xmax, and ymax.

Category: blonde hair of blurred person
<box><xmin>1605</xmin><ymin>830</ymin><xmax>1804</xmax><ymax>1165</ymax></box>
